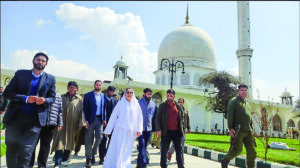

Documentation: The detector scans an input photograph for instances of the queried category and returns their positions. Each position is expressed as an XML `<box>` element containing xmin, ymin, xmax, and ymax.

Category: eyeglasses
<box><xmin>126</xmin><ymin>92</ymin><xmax>133</xmax><ymax>95</ymax></box>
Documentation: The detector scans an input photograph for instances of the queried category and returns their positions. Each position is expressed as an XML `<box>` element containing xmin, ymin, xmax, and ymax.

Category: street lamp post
<box><xmin>159</xmin><ymin>58</ymin><xmax>185</xmax><ymax>89</ymax></box>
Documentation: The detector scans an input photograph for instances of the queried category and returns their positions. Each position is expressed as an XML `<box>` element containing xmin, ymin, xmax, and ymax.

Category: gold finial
<box><xmin>185</xmin><ymin>2</ymin><xmax>189</xmax><ymax>24</ymax></box>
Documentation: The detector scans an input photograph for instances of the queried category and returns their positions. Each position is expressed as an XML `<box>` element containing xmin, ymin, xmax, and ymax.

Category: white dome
<box><xmin>158</xmin><ymin>24</ymin><xmax>216</xmax><ymax>69</ymax></box>
<box><xmin>281</xmin><ymin>89</ymin><xmax>292</xmax><ymax>97</ymax></box>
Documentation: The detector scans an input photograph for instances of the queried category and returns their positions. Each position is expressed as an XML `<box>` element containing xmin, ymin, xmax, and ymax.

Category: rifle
<box><xmin>229</xmin><ymin>124</ymin><xmax>241</xmax><ymax>151</ymax></box>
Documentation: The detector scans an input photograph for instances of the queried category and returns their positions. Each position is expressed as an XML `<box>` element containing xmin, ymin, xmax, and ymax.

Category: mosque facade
<box><xmin>1</xmin><ymin>2</ymin><xmax>299</xmax><ymax>136</ymax></box>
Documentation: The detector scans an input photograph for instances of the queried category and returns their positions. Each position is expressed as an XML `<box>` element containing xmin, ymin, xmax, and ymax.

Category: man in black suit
<box><xmin>98</xmin><ymin>86</ymin><xmax>118</xmax><ymax>164</ymax></box>
<box><xmin>3</xmin><ymin>52</ymin><xmax>56</xmax><ymax>168</ymax></box>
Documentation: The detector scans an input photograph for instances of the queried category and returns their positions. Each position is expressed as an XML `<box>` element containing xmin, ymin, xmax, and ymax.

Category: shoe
<box><xmin>91</xmin><ymin>155</ymin><xmax>95</xmax><ymax>164</ymax></box>
<box><xmin>85</xmin><ymin>158</ymin><xmax>92</xmax><ymax>168</ymax></box>
<box><xmin>220</xmin><ymin>159</ymin><xmax>229</xmax><ymax>168</ymax></box>
<box><xmin>151</xmin><ymin>143</ymin><xmax>154</xmax><ymax>148</ymax></box>
<box><xmin>156</xmin><ymin>146</ymin><xmax>161</xmax><ymax>149</ymax></box>
<box><xmin>167</xmin><ymin>153</ymin><xmax>172</xmax><ymax>161</ymax></box>
<box><xmin>62</xmin><ymin>161</ymin><xmax>68</xmax><ymax>167</ymax></box>
<box><xmin>99</xmin><ymin>160</ymin><xmax>104</xmax><ymax>165</ymax></box>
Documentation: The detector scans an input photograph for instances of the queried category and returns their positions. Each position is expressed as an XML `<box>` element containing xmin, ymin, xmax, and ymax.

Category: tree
<box><xmin>199</xmin><ymin>71</ymin><xmax>240</xmax><ymax>134</ymax></box>
<box><xmin>250</xmin><ymin>89</ymin><xmax>277</xmax><ymax>161</ymax></box>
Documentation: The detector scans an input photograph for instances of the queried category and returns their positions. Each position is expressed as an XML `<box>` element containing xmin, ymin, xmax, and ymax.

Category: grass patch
<box><xmin>185</xmin><ymin>133</ymin><xmax>300</xmax><ymax>167</ymax></box>
<box><xmin>1</xmin><ymin>143</ymin><xmax>6</xmax><ymax>157</ymax></box>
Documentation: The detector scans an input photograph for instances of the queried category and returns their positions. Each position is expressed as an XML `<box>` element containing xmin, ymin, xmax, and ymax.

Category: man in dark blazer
<box><xmin>3</xmin><ymin>52</ymin><xmax>56</xmax><ymax>168</ymax></box>
<box><xmin>83</xmin><ymin>80</ymin><xmax>106</xmax><ymax>167</ymax></box>
<box><xmin>98</xmin><ymin>86</ymin><xmax>118</xmax><ymax>164</ymax></box>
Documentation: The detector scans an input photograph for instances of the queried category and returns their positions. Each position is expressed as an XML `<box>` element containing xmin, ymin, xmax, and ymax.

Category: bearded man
<box><xmin>3</xmin><ymin>52</ymin><xmax>56</xmax><ymax>168</ymax></box>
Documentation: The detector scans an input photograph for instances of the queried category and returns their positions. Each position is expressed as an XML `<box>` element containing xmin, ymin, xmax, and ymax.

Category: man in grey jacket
<box><xmin>30</xmin><ymin>92</ymin><xmax>63</xmax><ymax>168</ymax></box>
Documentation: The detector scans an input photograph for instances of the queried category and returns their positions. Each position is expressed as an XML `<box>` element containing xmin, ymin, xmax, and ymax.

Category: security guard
<box><xmin>221</xmin><ymin>84</ymin><xmax>256</xmax><ymax>168</ymax></box>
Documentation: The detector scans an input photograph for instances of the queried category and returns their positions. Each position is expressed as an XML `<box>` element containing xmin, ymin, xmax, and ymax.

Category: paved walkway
<box><xmin>1</xmin><ymin>141</ymin><xmax>238</xmax><ymax>168</ymax></box>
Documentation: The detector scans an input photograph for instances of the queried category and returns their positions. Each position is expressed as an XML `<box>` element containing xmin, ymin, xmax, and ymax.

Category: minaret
<box><xmin>236</xmin><ymin>1</ymin><xmax>253</xmax><ymax>98</ymax></box>
<box><xmin>113</xmin><ymin>55</ymin><xmax>129</xmax><ymax>80</ymax></box>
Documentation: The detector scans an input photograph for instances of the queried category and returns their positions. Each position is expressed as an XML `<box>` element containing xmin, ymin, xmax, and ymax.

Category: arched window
<box><xmin>287</xmin><ymin>119</ymin><xmax>295</xmax><ymax>127</ymax></box>
<box><xmin>180</xmin><ymin>73</ymin><xmax>190</xmax><ymax>85</ymax></box>
<box><xmin>272</xmin><ymin>115</ymin><xmax>281</xmax><ymax>131</ymax></box>
<box><xmin>162</xmin><ymin>74</ymin><xmax>166</xmax><ymax>85</ymax></box>
<box><xmin>261</xmin><ymin>107</ymin><xmax>268</xmax><ymax>131</ymax></box>
<box><xmin>193</xmin><ymin>73</ymin><xmax>201</xmax><ymax>86</ymax></box>
<box><xmin>152</xmin><ymin>92</ymin><xmax>162</xmax><ymax>106</ymax></box>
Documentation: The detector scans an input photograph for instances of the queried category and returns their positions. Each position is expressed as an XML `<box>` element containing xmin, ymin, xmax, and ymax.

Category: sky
<box><xmin>1</xmin><ymin>1</ymin><xmax>299</xmax><ymax>103</ymax></box>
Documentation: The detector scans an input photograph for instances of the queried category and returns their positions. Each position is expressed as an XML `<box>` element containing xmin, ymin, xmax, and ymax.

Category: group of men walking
<box><xmin>1</xmin><ymin>51</ymin><xmax>257</xmax><ymax>168</ymax></box>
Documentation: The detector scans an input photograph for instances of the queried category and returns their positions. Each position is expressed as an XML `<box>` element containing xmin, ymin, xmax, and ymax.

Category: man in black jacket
<box><xmin>3</xmin><ymin>52</ymin><xmax>56</xmax><ymax>168</ymax></box>
<box><xmin>30</xmin><ymin>92</ymin><xmax>63</xmax><ymax>168</ymax></box>
<box><xmin>156</xmin><ymin>89</ymin><xmax>184</xmax><ymax>168</ymax></box>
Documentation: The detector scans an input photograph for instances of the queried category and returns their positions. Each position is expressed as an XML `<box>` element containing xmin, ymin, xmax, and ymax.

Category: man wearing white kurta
<box><xmin>103</xmin><ymin>88</ymin><xmax>143</xmax><ymax>168</ymax></box>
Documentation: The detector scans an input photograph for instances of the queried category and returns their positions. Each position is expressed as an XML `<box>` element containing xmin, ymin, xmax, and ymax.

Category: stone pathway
<box><xmin>1</xmin><ymin>141</ymin><xmax>238</xmax><ymax>168</ymax></box>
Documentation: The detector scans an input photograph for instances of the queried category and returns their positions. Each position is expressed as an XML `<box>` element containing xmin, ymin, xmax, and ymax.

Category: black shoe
<box><xmin>91</xmin><ymin>156</ymin><xmax>95</xmax><ymax>164</ymax></box>
<box><xmin>220</xmin><ymin>159</ymin><xmax>229</xmax><ymax>168</ymax></box>
<box><xmin>99</xmin><ymin>160</ymin><xmax>104</xmax><ymax>165</ymax></box>
<box><xmin>86</xmin><ymin>158</ymin><xmax>92</xmax><ymax>168</ymax></box>
<box><xmin>151</xmin><ymin>143</ymin><xmax>154</xmax><ymax>148</ymax></box>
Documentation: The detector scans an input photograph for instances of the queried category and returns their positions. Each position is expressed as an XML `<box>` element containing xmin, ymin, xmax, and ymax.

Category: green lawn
<box><xmin>1</xmin><ymin>143</ymin><xmax>6</xmax><ymax>157</ymax></box>
<box><xmin>185</xmin><ymin>133</ymin><xmax>300</xmax><ymax>167</ymax></box>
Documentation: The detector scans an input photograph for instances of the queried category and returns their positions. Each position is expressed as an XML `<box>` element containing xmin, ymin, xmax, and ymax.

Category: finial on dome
<box><xmin>185</xmin><ymin>2</ymin><xmax>189</xmax><ymax>24</ymax></box>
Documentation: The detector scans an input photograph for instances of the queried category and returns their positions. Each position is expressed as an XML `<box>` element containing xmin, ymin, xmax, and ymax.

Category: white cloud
<box><xmin>226</xmin><ymin>65</ymin><xmax>239</xmax><ymax>76</ymax></box>
<box><xmin>36</xmin><ymin>19</ymin><xmax>55</xmax><ymax>27</ymax></box>
<box><xmin>55</xmin><ymin>3</ymin><xmax>157</xmax><ymax>83</ymax></box>
<box><xmin>5</xmin><ymin>50</ymin><xmax>114</xmax><ymax>81</ymax></box>
<box><xmin>78</xmin><ymin>34</ymin><xmax>90</xmax><ymax>40</ymax></box>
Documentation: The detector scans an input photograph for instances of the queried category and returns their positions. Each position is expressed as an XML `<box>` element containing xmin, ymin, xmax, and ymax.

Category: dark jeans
<box><xmin>5</xmin><ymin>113</ymin><xmax>41</xmax><ymax>168</ymax></box>
<box><xmin>137</xmin><ymin>131</ymin><xmax>151</xmax><ymax>167</ymax></box>
<box><xmin>160</xmin><ymin>130</ymin><xmax>184</xmax><ymax>168</ymax></box>
<box><xmin>99</xmin><ymin>127</ymin><xmax>112</xmax><ymax>161</ymax></box>
<box><xmin>30</xmin><ymin>125</ymin><xmax>56</xmax><ymax>167</ymax></box>
<box><xmin>55</xmin><ymin>150</ymin><xmax>70</xmax><ymax>166</ymax></box>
